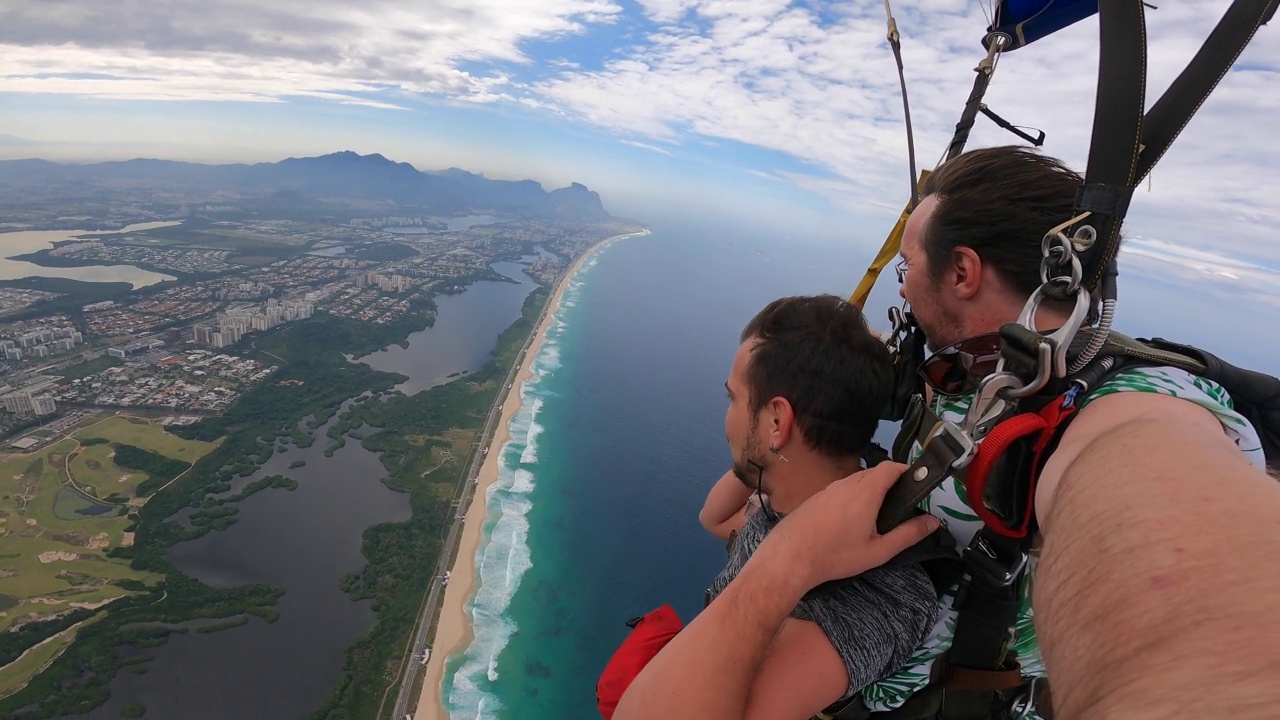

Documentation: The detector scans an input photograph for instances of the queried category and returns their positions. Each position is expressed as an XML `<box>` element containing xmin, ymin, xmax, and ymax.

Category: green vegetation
<box><xmin>0</xmin><ymin>621</ymin><xmax>81</xmax><ymax>702</ymax></box>
<box><xmin>350</xmin><ymin>242</ymin><xmax>418</xmax><ymax>262</ymax></box>
<box><xmin>77</xmin><ymin>417</ymin><xmax>217</xmax><ymax>461</ymax></box>
<box><xmin>57</xmin><ymin>356</ymin><xmax>124</xmax><ymax>382</ymax></box>
<box><xmin>194</xmin><ymin>615</ymin><xmax>249</xmax><ymax>634</ymax></box>
<box><xmin>0</xmin><ymin>418</ymin><xmax>232</xmax><ymax>718</ymax></box>
<box><xmin>312</xmin><ymin>285</ymin><xmax>550</xmax><ymax>720</ymax></box>
<box><xmin>114</xmin><ymin>445</ymin><xmax>190</xmax><ymax>497</ymax></box>
<box><xmin>120</xmin><ymin>703</ymin><xmax>146</xmax><ymax>718</ymax></box>
<box><xmin>0</xmin><ymin>575</ymin><xmax>282</xmax><ymax>717</ymax></box>
<box><xmin>289</xmin><ymin>459</ymin><xmax>306</xmax><ymax>469</ymax></box>
<box><xmin>0</xmin><ymin>312</ymin><xmax>421</xmax><ymax>716</ymax></box>
<box><xmin>2</xmin><ymin>264</ymin><xmax>551</xmax><ymax>718</ymax></box>
<box><xmin>0</xmin><ymin>278</ymin><xmax>135</xmax><ymax>322</ymax></box>
<box><xmin>0</xmin><ymin>441</ymin><xmax>159</xmax><ymax>638</ymax></box>
<box><xmin>0</xmin><ymin>609</ymin><xmax>94</xmax><ymax>668</ymax></box>
<box><xmin>134</xmin><ymin>220</ymin><xmax>308</xmax><ymax>255</ymax></box>
<box><xmin>226</xmin><ymin>255</ymin><xmax>278</xmax><ymax>267</ymax></box>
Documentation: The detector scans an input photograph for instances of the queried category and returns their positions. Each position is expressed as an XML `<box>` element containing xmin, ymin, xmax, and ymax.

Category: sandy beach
<box><xmin>414</xmin><ymin>232</ymin><xmax>640</xmax><ymax>720</ymax></box>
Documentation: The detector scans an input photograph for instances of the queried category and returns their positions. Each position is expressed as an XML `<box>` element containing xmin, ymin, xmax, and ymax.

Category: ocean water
<box><xmin>439</xmin><ymin>221</ymin><xmax>1278</xmax><ymax>720</ymax></box>
<box><xmin>441</xmin><ymin>224</ymin><xmax>898</xmax><ymax>719</ymax></box>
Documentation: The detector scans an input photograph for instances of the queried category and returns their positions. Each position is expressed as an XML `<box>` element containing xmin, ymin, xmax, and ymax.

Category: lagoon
<box><xmin>0</xmin><ymin>222</ymin><xmax>179</xmax><ymax>288</ymax></box>
<box><xmin>78</xmin><ymin>256</ymin><xmax>542</xmax><ymax>719</ymax></box>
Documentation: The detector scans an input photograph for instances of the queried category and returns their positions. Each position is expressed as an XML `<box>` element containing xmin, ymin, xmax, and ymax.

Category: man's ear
<box><xmin>766</xmin><ymin>397</ymin><xmax>795</xmax><ymax>449</ymax></box>
<box><xmin>952</xmin><ymin>246</ymin><xmax>983</xmax><ymax>301</ymax></box>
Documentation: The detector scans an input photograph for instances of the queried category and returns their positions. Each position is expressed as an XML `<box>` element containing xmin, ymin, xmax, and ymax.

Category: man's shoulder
<box><xmin>1080</xmin><ymin>365</ymin><xmax>1265</xmax><ymax>466</ymax></box>
<box><xmin>1085</xmin><ymin>365</ymin><xmax>1242</xmax><ymax>428</ymax></box>
<box><xmin>1087</xmin><ymin>365</ymin><xmax>1231</xmax><ymax>405</ymax></box>
<box><xmin>801</xmin><ymin>563</ymin><xmax>935</xmax><ymax>610</ymax></box>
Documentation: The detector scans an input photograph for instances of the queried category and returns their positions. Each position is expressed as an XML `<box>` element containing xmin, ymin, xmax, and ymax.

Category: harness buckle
<box><xmin>963</xmin><ymin>536</ymin><xmax>1028</xmax><ymax>588</ymax></box>
<box><xmin>925</xmin><ymin>420</ymin><xmax>978</xmax><ymax>471</ymax></box>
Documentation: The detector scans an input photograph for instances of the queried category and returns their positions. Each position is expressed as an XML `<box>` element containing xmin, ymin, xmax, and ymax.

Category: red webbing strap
<box><xmin>965</xmin><ymin>395</ymin><xmax>1078</xmax><ymax>538</ymax></box>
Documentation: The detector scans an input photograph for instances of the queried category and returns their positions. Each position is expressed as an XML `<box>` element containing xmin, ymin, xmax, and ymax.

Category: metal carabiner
<box><xmin>962</xmin><ymin>371</ymin><xmax>1023</xmax><ymax>440</ymax></box>
<box><xmin>1003</xmin><ymin>283</ymin><xmax>1091</xmax><ymax>399</ymax></box>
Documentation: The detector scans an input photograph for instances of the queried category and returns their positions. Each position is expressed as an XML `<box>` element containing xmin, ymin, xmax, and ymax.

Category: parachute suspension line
<box><xmin>944</xmin><ymin>33</ymin><xmax>1008</xmax><ymax>162</ymax></box>
<box><xmin>884</xmin><ymin>0</ymin><xmax>919</xmax><ymax>209</ymax></box>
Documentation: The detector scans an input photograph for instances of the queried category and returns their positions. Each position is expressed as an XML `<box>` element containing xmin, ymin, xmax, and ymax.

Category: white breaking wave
<box><xmin>521</xmin><ymin>421</ymin><xmax>543</xmax><ymax>465</ymax></box>
<box><xmin>443</xmin><ymin>236</ymin><xmax>632</xmax><ymax>718</ymax></box>
<box><xmin>446</xmin><ymin>471</ymin><xmax>534</xmax><ymax>717</ymax></box>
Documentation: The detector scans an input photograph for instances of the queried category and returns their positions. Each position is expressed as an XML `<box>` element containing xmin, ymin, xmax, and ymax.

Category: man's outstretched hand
<box><xmin>755</xmin><ymin>462</ymin><xmax>940</xmax><ymax>590</ymax></box>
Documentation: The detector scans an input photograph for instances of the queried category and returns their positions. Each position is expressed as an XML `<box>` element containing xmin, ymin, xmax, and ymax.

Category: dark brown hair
<box><xmin>920</xmin><ymin>145</ymin><xmax>1083</xmax><ymax>298</ymax></box>
<box><xmin>739</xmin><ymin>295</ymin><xmax>890</xmax><ymax>458</ymax></box>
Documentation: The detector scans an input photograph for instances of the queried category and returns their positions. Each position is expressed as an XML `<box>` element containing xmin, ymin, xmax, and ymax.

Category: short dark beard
<box><xmin>920</xmin><ymin>309</ymin><xmax>966</xmax><ymax>352</ymax></box>
<box><xmin>731</xmin><ymin>420</ymin><xmax>767</xmax><ymax>493</ymax></box>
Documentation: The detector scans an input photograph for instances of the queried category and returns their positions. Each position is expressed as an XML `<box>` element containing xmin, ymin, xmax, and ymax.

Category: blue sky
<box><xmin>1</xmin><ymin>0</ymin><xmax>1278</xmax><ymax>308</ymax></box>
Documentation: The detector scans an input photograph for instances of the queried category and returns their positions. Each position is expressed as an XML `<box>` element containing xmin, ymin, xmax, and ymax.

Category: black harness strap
<box><xmin>1079</xmin><ymin>0</ymin><xmax>1279</xmax><ymax>293</ymax></box>
<box><xmin>1135</xmin><ymin>0</ymin><xmax>1280</xmax><ymax>182</ymax></box>
<box><xmin>945</xmin><ymin>63</ymin><xmax>996</xmax><ymax>162</ymax></box>
<box><xmin>977</xmin><ymin>105</ymin><xmax>1045</xmax><ymax>148</ymax></box>
<box><xmin>934</xmin><ymin>529</ymin><xmax>1034</xmax><ymax>720</ymax></box>
<box><xmin>1076</xmin><ymin>0</ymin><xmax>1147</xmax><ymax>293</ymax></box>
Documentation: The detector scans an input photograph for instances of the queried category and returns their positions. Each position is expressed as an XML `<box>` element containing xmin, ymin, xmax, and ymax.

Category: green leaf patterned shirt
<box><xmin>860</xmin><ymin>366</ymin><xmax>1266</xmax><ymax>717</ymax></box>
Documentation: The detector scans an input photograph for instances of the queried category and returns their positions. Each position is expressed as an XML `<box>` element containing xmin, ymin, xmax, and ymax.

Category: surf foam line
<box><xmin>442</xmin><ymin>236</ymin><xmax>624</xmax><ymax>718</ymax></box>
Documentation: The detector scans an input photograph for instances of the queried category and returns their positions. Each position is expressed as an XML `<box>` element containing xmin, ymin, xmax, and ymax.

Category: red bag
<box><xmin>596</xmin><ymin>604</ymin><xmax>683</xmax><ymax>720</ymax></box>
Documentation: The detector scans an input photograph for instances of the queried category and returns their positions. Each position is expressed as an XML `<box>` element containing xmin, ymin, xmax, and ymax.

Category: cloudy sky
<box><xmin>1</xmin><ymin>0</ymin><xmax>1278</xmax><ymax>304</ymax></box>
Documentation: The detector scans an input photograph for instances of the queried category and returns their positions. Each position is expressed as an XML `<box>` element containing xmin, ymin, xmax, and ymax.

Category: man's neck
<box><xmin>765</xmin><ymin>453</ymin><xmax>863</xmax><ymax>515</ymax></box>
<box><xmin>967</xmin><ymin>300</ymin><xmax>1073</xmax><ymax>338</ymax></box>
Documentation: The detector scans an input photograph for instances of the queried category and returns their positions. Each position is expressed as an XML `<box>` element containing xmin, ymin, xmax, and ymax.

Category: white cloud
<box><xmin>0</xmin><ymin>0</ymin><xmax>622</xmax><ymax>104</ymax></box>
<box><xmin>537</xmin><ymin>0</ymin><xmax>1280</xmax><ymax>263</ymax></box>
<box><xmin>620</xmin><ymin>139</ymin><xmax>675</xmax><ymax>156</ymax></box>
<box><xmin>0</xmin><ymin>0</ymin><xmax>1276</xmax><ymax>271</ymax></box>
<box><xmin>1121</xmin><ymin>236</ymin><xmax>1280</xmax><ymax>307</ymax></box>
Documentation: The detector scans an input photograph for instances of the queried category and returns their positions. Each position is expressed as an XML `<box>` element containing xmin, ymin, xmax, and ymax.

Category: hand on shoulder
<box><xmin>753</xmin><ymin>463</ymin><xmax>939</xmax><ymax>589</ymax></box>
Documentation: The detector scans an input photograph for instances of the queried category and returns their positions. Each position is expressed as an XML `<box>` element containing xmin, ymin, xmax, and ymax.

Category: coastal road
<box><xmin>388</xmin><ymin>284</ymin><xmax>557</xmax><ymax>720</ymax></box>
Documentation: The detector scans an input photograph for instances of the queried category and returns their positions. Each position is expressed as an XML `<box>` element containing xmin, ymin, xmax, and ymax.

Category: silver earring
<box><xmin>769</xmin><ymin>445</ymin><xmax>790</xmax><ymax>463</ymax></box>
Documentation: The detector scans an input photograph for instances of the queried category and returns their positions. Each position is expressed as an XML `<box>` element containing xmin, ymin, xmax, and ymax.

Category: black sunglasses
<box><xmin>918</xmin><ymin>333</ymin><xmax>1004</xmax><ymax>396</ymax></box>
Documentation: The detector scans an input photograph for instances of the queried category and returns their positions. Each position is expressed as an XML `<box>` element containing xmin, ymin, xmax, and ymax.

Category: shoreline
<box><xmin>414</xmin><ymin>230</ymin><xmax>644</xmax><ymax>720</ymax></box>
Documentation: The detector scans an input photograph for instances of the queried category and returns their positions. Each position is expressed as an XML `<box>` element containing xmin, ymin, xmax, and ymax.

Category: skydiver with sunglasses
<box><xmin>612</xmin><ymin>146</ymin><xmax>1277</xmax><ymax>720</ymax></box>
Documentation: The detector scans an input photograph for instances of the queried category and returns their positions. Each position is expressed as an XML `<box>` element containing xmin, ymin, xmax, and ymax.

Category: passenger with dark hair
<box><xmin>682</xmin><ymin>295</ymin><xmax>937</xmax><ymax>719</ymax></box>
<box><xmin>612</xmin><ymin>146</ymin><xmax>1275</xmax><ymax>720</ymax></box>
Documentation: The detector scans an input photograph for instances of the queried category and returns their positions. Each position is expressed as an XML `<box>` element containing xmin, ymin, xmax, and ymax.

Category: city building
<box><xmin>2</xmin><ymin>391</ymin><xmax>34</xmax><ymax>414</ymax></box>
<box><xmin>32</xmin><ymin>394</ymin><xmax>56</xmax><ymax>416</ymax></box>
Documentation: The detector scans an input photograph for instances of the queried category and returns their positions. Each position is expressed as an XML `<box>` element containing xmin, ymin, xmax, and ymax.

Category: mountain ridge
<box><xmin>0</xmin><ymin>151</ymin><xmax>611</xmax><ymax>222</ymax></box>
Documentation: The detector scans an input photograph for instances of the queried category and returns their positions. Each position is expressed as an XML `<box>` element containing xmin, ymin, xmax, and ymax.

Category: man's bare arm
<box><xmin>1034</xmin><ymin>393</ymin><xmax>1280</xmax><ymax>718</ymax></box>
<box><xmin>615</xmin><ymin>463</ymin><xmax>938</xmax><ymax>720</ymax></box>
<box><xmin>611</xmin><ymin>538</ymin><xmax>811</xmax><ymax>720</ymax></box>
<box><xmin>700</xmin><ymin>470</ymin><xmax>756</xmax><ymax>540</ymax></box>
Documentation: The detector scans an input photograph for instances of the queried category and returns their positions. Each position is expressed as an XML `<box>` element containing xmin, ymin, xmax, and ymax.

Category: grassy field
<box><xmin>0</xmin><ymin>621</ymin><xmax>81</xmax><ymax>701</ymax></box>
<box><xmin>56</xmin><ymin>356</ymin><xmax>123</xmax><ymax>382</ymax></box>
<box><xmin>74</xmin><ymin>416</ymin><xmax>218</xmax><ymax>462</ymax></box>
<box><xmin>135</xmin><ymin>225</ymin><xmax>307</xmax><ymax>253</ymax></box>
<box><xmin>0</xmin><ymin>417</ymin><xmax>218</xmax><ymax>654</ymax></box>
<box><xmin>67</xmin><ymin>444</ymin><xmax>143</xmax><ymax>503</ymax></box>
